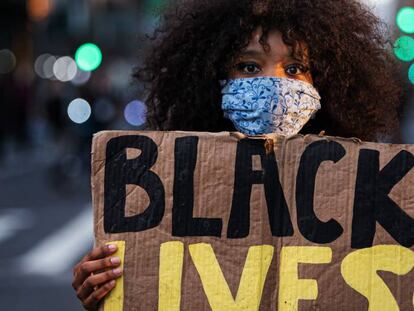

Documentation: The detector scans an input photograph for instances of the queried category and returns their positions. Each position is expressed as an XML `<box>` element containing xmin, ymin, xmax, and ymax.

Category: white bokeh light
<box><xmin>360</xmin><ymin>0</ymin><xmax>397</xmax><ymax>25</ymax></box>
<box><xmin>42</xmin><ymin>55</ymin><xmax>57</xmax><ymax>79</ymax></box>
<box><xmin>53</xmin><ymin>56</ymin><xmax>78</xmax><ymax>82</ymax></box>
<box><xmin>34</xmin><ymin>54</ymin><xmax>52</xmax><ymax>78</ymax></box>
<box><xmin>67</xmin><ymin>98</ymin><xmax>92</xmax><ymax>124</ymax></box>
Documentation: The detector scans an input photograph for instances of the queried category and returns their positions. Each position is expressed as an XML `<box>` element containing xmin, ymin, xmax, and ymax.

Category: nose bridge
<box><xmin>261</xmin><ymin>62</ymin><xmax>287</xmax><ymax>78</ymax></box>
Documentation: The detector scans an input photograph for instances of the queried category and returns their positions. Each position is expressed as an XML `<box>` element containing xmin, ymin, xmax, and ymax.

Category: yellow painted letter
<box><xmin>158</xmin><ymin>241</ymin><xmax>184</xmax><ymax>311</ymax></box>
<box><xmin>341</xmin><ymin>245</ymin><xmax>414</xmax><ymax>311</ymax></box>
<box><xmin>189</xmin><ymin>243</ymin><xmax>274</xmax><ymax>311</ymax></box>
<box><xmin>104</xmin><ymin>241</ymin><xmax>126</xmax><ymax>311</ymax></box>
<box><xmin>278</xmin><ymin>246</ymin><xmax>332</xmax><ymax>311</ymax></box>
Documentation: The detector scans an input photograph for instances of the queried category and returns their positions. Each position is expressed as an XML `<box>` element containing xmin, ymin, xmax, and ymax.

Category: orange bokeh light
<box><xmin>27</xmin><ymin>0</ymin><xmax>53</xmax><ymax>21</ymax></box>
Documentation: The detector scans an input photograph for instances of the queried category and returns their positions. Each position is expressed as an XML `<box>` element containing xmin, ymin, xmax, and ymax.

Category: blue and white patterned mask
<box><xmin>220</xmin><ymin>77</ymin><xmax>321</xmax><ymax>136</ymax></box>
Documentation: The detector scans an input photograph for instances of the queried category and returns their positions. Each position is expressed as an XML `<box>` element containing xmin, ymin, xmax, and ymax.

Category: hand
<box><xmin>72</xmin><ymin>244</ymin><xmax>123</xmax><ymax>311</ymax></box>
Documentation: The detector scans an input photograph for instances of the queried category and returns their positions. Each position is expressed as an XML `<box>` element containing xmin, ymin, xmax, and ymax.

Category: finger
<box><xmin>72</xmin><ymin>245</ymin><xmax>118</xmax><ymax>289</ymax></box>
<box><xmin>82</xmin><ymin>280</ymin><xmax>116</xmax><ymax>310</ymax></box>
<box><xmin>85</xmin><ymin>244</ymin><xmax>118</xmax><ymax>262</ymax></box>
<box><xmin>73</xmin><ymin>256</ymin><xmax>120</xmax><ymax>290</ymax></box>
<box><xmin>77</xmin><ymin>267</ymin><xmax>123</xmax><ymax>300</ymax></box>
<box><xmin>92</xmin><ymin>257</ymin><xmax>122</xmax><ymax>275</ymax></box>
<box><xmin>73</xmin><ymin>244</ymin><xmax>117</xmax><ymax>276</ymax></box>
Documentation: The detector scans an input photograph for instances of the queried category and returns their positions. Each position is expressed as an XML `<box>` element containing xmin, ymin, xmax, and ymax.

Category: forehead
<box><xmin>244</xmin><ymin>27</ymin><xmax>308</xmax><ymax>60</ymax></box>
<box><xmin>249</xmin><ymin>27</ymin><xmax>289</xmax><ymax>52</ymax></box>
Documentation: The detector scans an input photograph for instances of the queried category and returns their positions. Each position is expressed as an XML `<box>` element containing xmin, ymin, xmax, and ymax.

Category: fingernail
<box><xmin>110</xmin><ymin>257</ymin><xmax>121</xmax><ymax>264</ymax></box>
<box><xmin>109</xmin><ymin>280</ymin><xmax>116</xmax><ymax>286</ymax></box>
<box><xmin>107</xmin><ymin>244</ymin><xmax>117</xmax><ymax>252</ymax></box>
<box><xmin>113</xmin><ymin>268</ymin><xmax>122</xmax><ymax>275</ymax></box>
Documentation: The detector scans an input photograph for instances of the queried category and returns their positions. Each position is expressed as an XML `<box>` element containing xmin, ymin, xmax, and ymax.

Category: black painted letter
<box><xmin>352</xmin><ymin>149</ymin><xmax>414</xmax><ymax>248</ymax></box>
<box><xmin>104</xmin><ymin>135</ymin><xmax>165</xmax><ymax>233</ymax></box>
<box><xmin>172</xmin><ymin>136</ymin><xmax>222</xmax><ymax>237</ymax></box>
<box><xmin>296</xmin><ymin>140</ymin><xmax>345</xmax><ymax>243</ymax></box>
<box><xmin>227</xmin><ymin>139</ymin><xmax>293</xmax><ymax>238</ymax></box>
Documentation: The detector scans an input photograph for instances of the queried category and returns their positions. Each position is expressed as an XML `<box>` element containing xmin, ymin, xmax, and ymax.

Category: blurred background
<box><xmin>0</xmin><ymin>0</ymin><xmax>413</xmax><ymax>310</ymax></box>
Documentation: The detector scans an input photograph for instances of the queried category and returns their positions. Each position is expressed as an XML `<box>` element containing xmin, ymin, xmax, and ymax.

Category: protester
<box><xmin>72</xmin><ymin>0</ymin><xmax>403</xmax><ymax>309</ymax></box>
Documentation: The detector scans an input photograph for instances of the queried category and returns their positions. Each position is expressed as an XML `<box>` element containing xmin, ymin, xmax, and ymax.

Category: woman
<box><xmin>72</xmin><ymin>0</ymin><xmax>403</xmax><ymax>309</ymax></box>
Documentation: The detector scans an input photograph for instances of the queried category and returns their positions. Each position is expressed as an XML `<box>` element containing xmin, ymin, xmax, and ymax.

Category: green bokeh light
<box><xmin>146</xmin><ymin>0</ymin><xmax>167</xmax><ymax>15</ymax></box>
<box><xmin>396</xmin><ymin>7</ymin><xmax>414</xmax><ymax>34</ymax></box>
<box><xmin>393</xmin><ymin>36</ymin><xmax>414</xmax><ymax>62</ymax></box>
<box><xmin>409</xmin><ymin>64</ymin><xmax>414</xmax><ymax>85</ymax></box>
<box><xmin>75</xmin><ymin>43</ymin><xmax>102</xmax><ymax>71</ymax></box>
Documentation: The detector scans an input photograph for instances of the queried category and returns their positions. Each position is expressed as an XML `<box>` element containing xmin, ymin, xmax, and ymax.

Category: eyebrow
<box><xmin>238</xmin><ymin>48</ymin><xmax>306</xmax><ymax>63</ymax></box>
<box><xmin>239</xmin><ymin>49</ymin><xmax>265</xmax><ymax>57</ymax></box>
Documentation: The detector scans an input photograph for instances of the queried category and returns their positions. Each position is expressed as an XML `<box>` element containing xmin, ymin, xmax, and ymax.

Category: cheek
<box><xmin>298</xmin><ymin>72</ymin><xmax>313</xmax><ymax>84</ymax></box>
<box><xmin>227</xmin><ymin>66</ymin><xmax>245</xmax><ymax>79</ymax></box>
<box><xmin>304</xmin><ymin>71</ymin><xmax>313</xmax><ymax>84</ymax></box>
<box><xmin>273</xmin><ymin>67</ymin><xmax>313</xmax><ymax>85</ymax></box>
<box><xmin>227</xmin><ymin>71</ymin><xmax>244</xmax><ymax>79</ymax></box>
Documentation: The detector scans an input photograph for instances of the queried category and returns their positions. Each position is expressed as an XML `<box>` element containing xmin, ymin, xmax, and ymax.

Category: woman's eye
<box><xmin>236</xmin><ymin>63</ymin><xmax>261</xmax><ymax>75</ymax></box>
<box><xmin>285</xmin><ymin>64</ymin><xmax>307</xmax><ymax>76</ymax></box>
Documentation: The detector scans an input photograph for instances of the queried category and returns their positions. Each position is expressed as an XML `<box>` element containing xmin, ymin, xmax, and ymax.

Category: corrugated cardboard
<box><xmin>92</xmin><ymin>131</ymin><xmax>414</xmax><ymax>311</ymax></box>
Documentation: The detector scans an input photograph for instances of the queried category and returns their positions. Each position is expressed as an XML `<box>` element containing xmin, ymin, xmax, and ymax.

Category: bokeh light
<box><xmin>393</xmin><ymin>35</ymin><xmax>414</xmax><ymax>62</ymax></box>
<box><xmin>75</xmin><ymin>43</ymin><xmax>102</xmax><ymax>71</ymax></box>
<box><xmin>27</xmin><ymin>0</ymin><xmax>53</xmax><ymax>21</ymax></box>
<box><xmin>67</xmin><ymin>98</ymin><xmax>92</xmax><ymax>124</ymax></box>
<box><xmin>94</xmin><ymin>98</ymin><xmax>116</xmax><ymax>123</ymax></box>
<box><xmin>53</xmin><ymin>56</ymin><xmax>77</xmax><ymax>82</ymax></box>
<box><xmin>0</xmin><ymin>49</ymin><xmax>17</xmax><ymax>74</ymax></box>
<box><xmin>34</xmin><ymin>53</ymin><xmax>52</xmax><ymax>78</ymax></box>
<box><xmin>409</xmin><ymin>64</ymin><xmax>414</xmax><ymax>85</ymax></box>
<box><xmin>42</xmin><ymin>55</ymin><xmax>57</xmax><ymax>79</ymax></box>
<box><xmin>70</xmin><ymin>69</ymin><xmax>91</xmax><ymax>86</ymax></box>
<box><xmin>124</xmin><ymin>100</ymin><xmax>147</xmax><ymax>127</ymax></box>
<box><xmin>146</xmin><ymin>0</ymin><xmax>167</xmax><ymax>13</ymax></box>
<box><xmin>396</xmin><ymin>7</ymin><xmax>414</xmax><ymax>34</ymax></box>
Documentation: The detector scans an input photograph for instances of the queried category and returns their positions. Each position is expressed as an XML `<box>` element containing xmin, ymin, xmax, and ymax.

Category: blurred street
<box><xmin>0</xmin><ymin>0</ymin><xmax>154</xmax><ymax>309</ymax></box>
<box><xmin>0</xmin><ymin>146</ymin><xmax>92</xmax><ymax>311</ymax></box>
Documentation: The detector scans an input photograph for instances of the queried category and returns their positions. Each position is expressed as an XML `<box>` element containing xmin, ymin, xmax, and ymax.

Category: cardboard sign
<box><xmin>92</xmin><ymin>131</ymin><xmax>414</xmax><ymax>311</ymax></box>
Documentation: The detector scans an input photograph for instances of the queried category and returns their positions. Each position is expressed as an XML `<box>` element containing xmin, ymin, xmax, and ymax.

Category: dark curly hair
<box><xmin>135</xmin><ymin>0</ymin><xmax>403</xmax><ymax>142</ymax></box>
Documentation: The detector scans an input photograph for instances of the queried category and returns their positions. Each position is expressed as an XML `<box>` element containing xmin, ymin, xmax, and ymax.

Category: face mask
<box><xmin>220</xmin><ymin>77</ymin><xmax>321</xmax><ymax>136</ymax></box>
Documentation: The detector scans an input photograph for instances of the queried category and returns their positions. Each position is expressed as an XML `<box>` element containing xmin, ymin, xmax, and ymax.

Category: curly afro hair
<box><xmin>135</xmin><ymin>0</ymin><xmax>403</xmax><ymax>142</ymax></box>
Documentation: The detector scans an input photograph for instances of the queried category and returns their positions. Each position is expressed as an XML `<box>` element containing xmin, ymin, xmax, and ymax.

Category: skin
<box><xmin>228</xmin><ymin>27</ymin><xmax>313</xmax><ymax>84</ymax></box>
<box><xmin>72</xmin><ymin>27</ymin><xmax>313</xmax><ymax>310</ymax></box>
<box><xmin>72</xmin><ymin>244</ymin><xmax>122</xmax><ymax>310</ymax></box>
